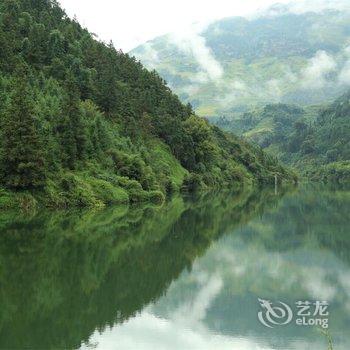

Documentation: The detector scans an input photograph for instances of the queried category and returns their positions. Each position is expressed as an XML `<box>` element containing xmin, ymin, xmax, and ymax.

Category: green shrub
<box><xmin>87</xmin><ymin>178</ymin><xmax>129</xmax><ymax>204</ymax></box>
<box><xmin>182</xmin><ymin>173</ymin><xmax>204</xmax><ymax>192</ymax></box>
<box><xmin>0</xmin><ymin>189</ymin><xmax>18</xmax><ymax>209</ymax></box>
<box><xmin>0</xmin><ymin>189</ymin><xmax>38</xmax><ymax>210</ymax></box>
<box><xmin>146</xmin><ymin>190</ymin><xmax>165</xmax><ymax>204</ymax></box>
<box><xmin>60</xmin><ymin>173</ymin><xmax>102</xmax><ymax>207</ymax></box>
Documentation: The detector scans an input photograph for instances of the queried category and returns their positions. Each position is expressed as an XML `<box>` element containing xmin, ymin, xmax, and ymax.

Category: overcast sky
<box><xmin>57</xmin><ymin>0</ymin><xmax>348</xmax><ymax>52</ymax></box>
<box><xmin>57</xmin><ymin>0</ymin><xmax>296</xmax><ymax>52</ymax></box>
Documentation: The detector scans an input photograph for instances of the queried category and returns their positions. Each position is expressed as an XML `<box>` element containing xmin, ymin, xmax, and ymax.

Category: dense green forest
<box><xmin>214</xmin><ymin>93</ymin><xmax>350</xmax><ymax>182</ymax></box>
<box><xmin>0</xmin><ymin>0</ymin><xmax>294</xmax><ymax>209</ymax></box>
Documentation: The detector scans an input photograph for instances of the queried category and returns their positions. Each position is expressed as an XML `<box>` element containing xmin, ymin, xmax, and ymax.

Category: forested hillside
<box><xmin>0</xmin><ymin>0</ymin><xmax>294</xmax><ymax>209</ymax></box>
<box><xmin>215</xmin><ymin>93</ymin><xmax>350</xmax><ymax>182</ymax></box>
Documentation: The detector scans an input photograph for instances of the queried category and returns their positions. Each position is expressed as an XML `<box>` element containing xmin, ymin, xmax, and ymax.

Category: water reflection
<box><xmin>0</xmin><ymin>186</ymin><xmax>349</xmax><ymax>349</ymax></box>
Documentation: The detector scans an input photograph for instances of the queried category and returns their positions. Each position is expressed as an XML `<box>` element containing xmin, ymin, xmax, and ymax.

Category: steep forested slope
<box><xmin>215</xmin><ymin>93</ymin><xmax>350</xmax><ymax>182</ymax></box>
<box><xmin>132</xmin><ymin>6</ymin><xmax>350</xmax><ymax>117</ymax></box>
<box><xmin>0</xmin><ymin>0</ymin><xmax>294</xmax><ymax>209</ymax></box>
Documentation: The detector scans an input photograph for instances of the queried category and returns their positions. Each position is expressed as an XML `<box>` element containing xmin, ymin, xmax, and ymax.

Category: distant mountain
<box><xmin>131</xmin><ymin>5</ymin><xmax>350</xmax><ymax>117</ymax></box>
<box><xmin>214</xmin><ymin>92</ymin><xmax>350</xmax><ymax>182</ymax></box>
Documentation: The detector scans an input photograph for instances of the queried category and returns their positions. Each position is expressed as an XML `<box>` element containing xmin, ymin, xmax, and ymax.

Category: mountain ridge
<box><xmin>131</xmin><ymin>5</ymin><xmax>350</xmax><ymax>117</ymax></box>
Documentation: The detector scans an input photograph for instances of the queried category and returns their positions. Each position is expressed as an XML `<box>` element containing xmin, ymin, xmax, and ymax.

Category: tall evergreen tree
<box><xmin>57</xmin><ymin>72</ymin><xmax>87</xmax><ymax>169</ymax></box>
<box><xmin>1</xmin><ymin>67</ymin><xmax>45</xmax><ymax>189</ymax></box>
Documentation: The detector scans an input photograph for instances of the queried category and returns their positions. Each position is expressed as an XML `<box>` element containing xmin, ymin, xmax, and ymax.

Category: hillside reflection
<box><xmin>0</xmin><ymin>188</ymin><xmax>284</xmax><ymax>349</ymax></box>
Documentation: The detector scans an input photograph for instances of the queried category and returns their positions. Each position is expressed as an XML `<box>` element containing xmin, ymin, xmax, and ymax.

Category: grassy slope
<box><xmin>147</xmin><ymin>140</ymin><xmax>188</xmax><ymax>187</ymax></box>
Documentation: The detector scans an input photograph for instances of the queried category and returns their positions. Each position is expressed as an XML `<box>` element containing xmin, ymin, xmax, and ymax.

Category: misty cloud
<box><xmin>339</xmin><ymin>62</ymin><xmax>350</xmax><ymax>85</ymax></box>
<box><xmin>185</xmin><ymin>46</ymin><xmax>350</xmax><ymax>111</ymax></box>
<box><xmin>265</xmin><ymin>79</ymin><xmax>284</xmax><ymax>99</ymax></box>
<box><xmin>261</xmin><ymin>50</ymin><xmax>346</xmax><ymax>98</ymax></box>
<box><xmin>136</xmin><ymin>42</ymin><xmax>160</xmax><ymax>69</ymax></box>
<box><xmin>256</xmin><ymin>0</ymin><xmax>350</xmax><ymax>18</ymax></box>
<box><xmin>299</xmin><ymin>47</ymin><xmax>350</xmax><ymax>89</ymax></box>
<box><xmin>181</xmin><ymin>84</ymin><xmax>201</xmax><ymax>96</ymax></box>
<box><xmin>338</xmin><ymin>46</ymin><xmax>350</xmax><ymax>85</ymax></box>
<box><xmin>289</xmin><ymin>0</ymin><xmax>350</xmax><ymax>14</ymax></box>
<box><xmin>301</xmin><ymin>50</ymin><xmax>337</xmax><ymax>89</ymax></box>
<box><xmin>215</xmin><ymin>80</ymin><xmax>249</xmax><ymax>107</ymax></box>
<box><xmin>170</xmin><ymin>28</ymin><xmax>223</xmax><ymax>82</ymax></box>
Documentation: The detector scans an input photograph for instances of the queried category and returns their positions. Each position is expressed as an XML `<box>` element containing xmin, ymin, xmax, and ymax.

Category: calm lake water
<box><xmin>0</xmin><ymin>185</ymin><xmax>349</xmax><ymax>350</ymax></box>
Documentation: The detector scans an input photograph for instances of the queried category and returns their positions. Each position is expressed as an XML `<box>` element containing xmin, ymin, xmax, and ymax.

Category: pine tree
<box><xmin>95</xmin><ymin>42</ymin><xmax>120</xmax><ymax>115</ymax></box>
<box><xmin>57</xmin><ymin>72</ymin><xmax>87</xmax><ymax>169</ymax></box>
<box><xmin>1</xmin><ymin>68</ymin><xmax>46</xmax><ymax>189</ymax></box>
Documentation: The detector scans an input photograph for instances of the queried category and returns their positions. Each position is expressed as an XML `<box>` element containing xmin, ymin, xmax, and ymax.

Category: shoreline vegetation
<box><xmin>0</xmin><ymin>0</ymin><xmax>296</xmax><ymax>210</ymax></box>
